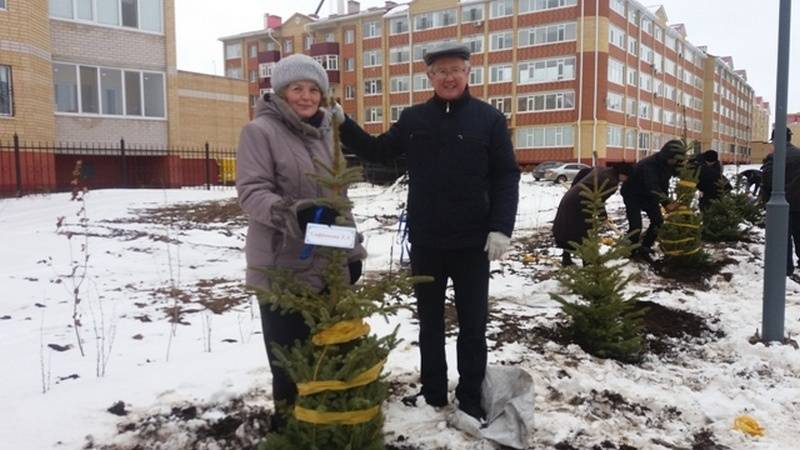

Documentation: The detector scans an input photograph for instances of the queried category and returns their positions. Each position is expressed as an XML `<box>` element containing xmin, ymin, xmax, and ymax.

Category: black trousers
<box><xmin>787</xmin><ymin>211</ymin><xmax>800</xmax><ymax>275</ymax></box>
<box><xmin>410</xmin><ymin>245</ymin><xmax>489</xmax><ymax>409</ymax></box>
<box><xmin>624</xmin><ymin>196</ymin><xmax>664</xmax><ymax>250</ymax></box>
<box><xmin>259</xmin><ymin>303</ymin><xmax>310</xmax><ymax>407</ymax></box>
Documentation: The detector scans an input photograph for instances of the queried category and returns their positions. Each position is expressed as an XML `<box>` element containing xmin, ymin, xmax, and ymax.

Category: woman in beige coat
<box><xmin>235</xmin><ymin>54</ymin><xmax>365</xmax><ymax>430</ymax></box>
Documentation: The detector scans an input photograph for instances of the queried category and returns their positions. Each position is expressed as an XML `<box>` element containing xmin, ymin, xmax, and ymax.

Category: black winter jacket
<box><xmin>339</xmin><ymin>91</ymin><xmax>520</xmax><ymax>248</ymax></box>
<box><xmin>694</xmin><ymin>157</ymin><xmax>727</xmax><ymax>203</ymax></box>
<box><xmin>620</xmin><ymin>145</ymin><xmax>682</xmax><ymax>207</ymax></box>
<box><xmin>553</xmin><ymin>167</ymin><xmax>620</xmax><ymax>249</ymax></box>
<box><xmin>761</xmin><ymin>143</ymin><xmax>800</xmax><ymax>210</ymax></box>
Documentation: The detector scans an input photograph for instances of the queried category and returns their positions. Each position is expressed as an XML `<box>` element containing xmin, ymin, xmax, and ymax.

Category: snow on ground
<box><xmin>2</xmin><ymin>168</ymin><xmax>800</xmax><ymax>449</ymax></box>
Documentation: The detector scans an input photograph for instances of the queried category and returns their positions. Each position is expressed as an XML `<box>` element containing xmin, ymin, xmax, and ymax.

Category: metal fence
<box><xmin>0</xmin><ymin>134</ymin><xmax>236</xmax><ymax>197</ymax></box>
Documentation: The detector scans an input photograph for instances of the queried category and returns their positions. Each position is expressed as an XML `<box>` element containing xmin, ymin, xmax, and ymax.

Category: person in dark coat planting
<box><xmin>620</xmin><ymin>139</ymin><xmax>685</xmax><ymax>261</ymax></box>
<box><xmin>553</xmin><ymin>164</ymin><xmax>633</xmax><ymax>266</ymax></box>
<box><xmin>761</xmin><ymin>127</ymin><xmax>800</xmax><ymax>275</ymax></box>
<box><xmin>332</xmin><ymin>42</ymin><xmax>520</xmax><ymax>421</ymax></box>
<box><xmin>738</xmin><ymin>169</ymin><xmax>762</xmax><ymax>196</ymax></box>
<box><xmin>695</xmin><ymin>150</ymin><xmax>729</xmax><ymax>211</ymax></box>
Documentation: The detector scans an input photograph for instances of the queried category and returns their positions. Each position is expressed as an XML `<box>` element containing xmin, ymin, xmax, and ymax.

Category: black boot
<box><xmin>561</xmin><ymin>251</ymin><xmax>574</xmax><ymax>266</ymax></box>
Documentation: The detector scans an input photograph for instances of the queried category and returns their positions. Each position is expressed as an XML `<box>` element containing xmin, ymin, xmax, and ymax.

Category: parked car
<box><xmin>532</xmin><ymin>161</ymin><xmax>562</xmax><ymax>181</ymax></box>
<box><xmin>544</xmin><ymin>163</ymin><xmax>592</xmax><ymax>184</ymax></box>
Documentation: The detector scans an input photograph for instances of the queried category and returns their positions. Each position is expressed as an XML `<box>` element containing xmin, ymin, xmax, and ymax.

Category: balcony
<box><xmin>309</xmin><ymin>42</ymin><xmax>339</xmax><ymax>56</ymax></box>
<box><xmin>258</xmin><ymin>51</ymin><xmax>281</xmax><ymax>63</ymax></box>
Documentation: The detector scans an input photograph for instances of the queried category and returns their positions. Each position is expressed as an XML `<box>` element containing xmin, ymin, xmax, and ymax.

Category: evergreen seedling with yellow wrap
<box><xmin>657</xmin><ymin>143</ymin><xmax>709</xmax><ymax>267</ymax></box>
<box><xmin>256</xmin><ymin>97</ymin><xmax>431</xmax><ymax>449</ymax></box>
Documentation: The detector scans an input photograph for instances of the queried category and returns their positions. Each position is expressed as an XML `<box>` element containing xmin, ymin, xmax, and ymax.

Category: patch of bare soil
<box><xmin>106</xmin><ymin>198</ymin><xmax>247</xmax><ymax>232</ymax></box>
<box><xmin>648</xmin><ymin>255</ymin><xmax>737</xmax><ymax>290</ymax></box>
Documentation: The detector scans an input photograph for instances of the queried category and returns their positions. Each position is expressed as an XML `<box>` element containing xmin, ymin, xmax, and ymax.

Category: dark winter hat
<box><xmin>423</xmin><ymin>42</ymin><xmax>471</xmax><ymax>66</ymax></box>
<box><xmin>271</xmin><ymin>54</ymin><xmax>329</xmax><ymax>95</ymax></box>
<box><xmin>614</xmin><ymin>163</ymin><xmax>634</xmax><ymax>177</ymax></box>
<box><xmin>702</xmin><ymin>150</ymin><xmax>719</xmax><ymax>163</ymax></box>
<box><xmin>660</xmin><ymin>139</ymin><xmax>687</xmax><ymax>159</ymax></box>
<box><xmin>771</xmin><ymin>127</ymin><xmax>793</xmax><ymax>143</ymax></box>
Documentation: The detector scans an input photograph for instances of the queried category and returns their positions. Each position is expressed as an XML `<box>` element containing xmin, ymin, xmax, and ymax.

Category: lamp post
<box><xmin>762</xmin><ymin>0</ymin><xmax>792</xmax><ymax>343</ymax></box>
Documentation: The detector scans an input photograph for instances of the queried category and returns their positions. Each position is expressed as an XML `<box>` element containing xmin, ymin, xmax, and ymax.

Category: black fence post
<box><xmin>205</xmin><ymin>142</ymin><xmax>211</xmax><ymax>190</ymax></box>
<box><xmin>13</xmin><ymin>133</ymin><xmax>22</xmax><ymax>197</ymax></box>
<box><xmin>120</xmin><ymin>138</ymin><xmax>127</xmax><ymax>188</ymax></box>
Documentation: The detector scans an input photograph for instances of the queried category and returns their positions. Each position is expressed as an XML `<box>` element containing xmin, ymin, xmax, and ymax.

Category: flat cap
<box><xmin>423</xmin><ymin>42</ymin><xmax>471</xmax><ymax>66</ymax></box>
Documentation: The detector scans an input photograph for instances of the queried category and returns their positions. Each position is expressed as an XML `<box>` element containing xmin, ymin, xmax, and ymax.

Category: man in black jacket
<box><xmin>761</xmin><ymin>127</ymin><xmax>800</xmax><ymax>275</ymax></box>
<box><xmin>620</xmin><ymin>140</ymin><xmax>685</xmax><ymax>260</ymax></box>
<box><xmin>334</xmin><ymin>42</ymin><xmax>520</xmax><ymax>420</ymax></box>
<box><xmin>695</xmin><ymin>150</ymin><xmax>728</xmax><ymax>211</ymax></box>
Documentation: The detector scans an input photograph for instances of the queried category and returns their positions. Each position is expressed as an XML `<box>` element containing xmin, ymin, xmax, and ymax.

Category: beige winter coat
<box><xmin>236</xmin><ymin>94</ymin><xmax>366</xmax><ymax>292</ymax></box>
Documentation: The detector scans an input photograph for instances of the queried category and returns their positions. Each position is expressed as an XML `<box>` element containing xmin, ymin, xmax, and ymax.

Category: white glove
<box><xmin>484</xmin><ymin>231</ymin><xmax>511</xmax><ymax>261</ymax></box>
<box><xmin>329</xmin><ymin>102</ymin><xmax>346</xmax><ymax>124</ymax></box>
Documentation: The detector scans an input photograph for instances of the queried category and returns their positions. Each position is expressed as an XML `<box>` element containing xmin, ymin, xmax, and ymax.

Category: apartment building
<box><xmin>1</xmin><ymin>0</ymin><xmax>249</xmax><ymax>194</ymax></box>
<box><xmin>221</xmin><ymin>0</ymin><xmax>758</xmax><ymax>166</ymax></box>
<box><xmin>752</xmin><ymin>96</ymin><xmax>770</xmax><ymax>143</ymax></box>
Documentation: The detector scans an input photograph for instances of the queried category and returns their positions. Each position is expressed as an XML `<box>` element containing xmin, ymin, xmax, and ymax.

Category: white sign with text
<box><xmin>304</xmin><ymin>223</ymin><xmax>357</xmax><ymax>249</ymax></box>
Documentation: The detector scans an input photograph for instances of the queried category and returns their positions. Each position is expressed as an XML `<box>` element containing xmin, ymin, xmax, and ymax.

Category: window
<box><xmin>54</xmin><ymin>62</ymin><xmax>165</xmax><ymax>118</ymax></box>
<box><xmin>638</xmin><ymin>132</ymin><xmax>650</xmax><ymax>149</ymax></box>
<box><xmin>517</xmin><ymin>90</ymin><xmax>575</xmax><ymax>113</ymax></box>
<box><xmin>98</xmin><ymin>0</ymin><xmax>119</xmax><ymax>25</ymax></box>
<box><xmin>363</xmin><ymin>50</ymin><xmax>383</xmax><ymax>67</ymax></box>
<box><xmin>489</xmin><ymin>64</ymin><xmax>512</xmax><ymax>83</ymax></box>
<box><xmin>610</xmin><ymin>0</ymin><xmax>625</xmax><ymax>16</ymax></box>
<box><xmin>469</xmin><ymin>67</ymin><xmax>483</xmax><ymax>85</ymax></box>
<box><xmin>518</xmin><ymin>22</ymin><xmax>577</xmax><ymax>46</ymax></box>
<box><xmin>642</xmin><ymin>18</ymin><xmax>653</xmax><ymax>35</ymax></box>
<box><xmin>640</xmin><ymin>73</ymin><xmax>652</xmax><ymax>92</ymax></box>
<box><xmin>389</xmin><ymin>46</ymin><xmax>410</xmax><ymax>64</ymax></box>
<box><xmin>345</xmin><ymin>58</ymin><xmax>355</xmax><ymax>71</ymax></box>
<box><xmin>462</xmin><ymin>35</ymin><xmax>484</xmax><ymax>54</ymax></box>
<box><xmin>345</xmin><ymin>29</ymin><xmax>354</xmax><ymax>44</ymax></box>
<box><xmin>626</xmin><ymin>98</ymin><xmax>636</xmax><ymax>115</ymax></box>
<box><xmin>413</xmin><ymin>40</ymin><xmax>452</xmax><ymax>61</ymax></box>
<box><xmin>413</xmin><ymin>10</ymin><xmax>455</xmax><ymax>31</ymax></box>
<box><xmin>664</xmin><ymin>58</ymin><xmax>676</xmax><ymax>76</ymax></box>
<box><xmin>640</xmin><ymin>44</ymin><xmax>653</xmax><ymax>64</ymax></box>
<box><xmin>518</xmin><ymin>56</ymin><xmax>576</xmax><ymax>84</ymax></box>
<box><xmin>489</xmin><ymin>0</ymin><xmax>513</xmax><ymax>18</ymax></box>
<box><xmin>365</xmin><ymin>107</ymin><xmax>383</xmax><ymax>123</ymax></box>
<box><xmin>608</xmin><ymin>58</ymin><xmax>625</xmax><ymax>85</ymax></box>
<box><xmin>344</xmin><ymin>85</ymin><xmax>355</xmax><ymax>99</ymax></box>
<box><xmin>249</xmin><ymin>70</ymin><xmax>257</xmax><ymax>82</ymax></box>
<box><xmin>364</xmin><ymin>79</ymin><xmax>382</xmax><ymax>96</ymax></box>
<box><xmin>50</xmin><ymin>0</ymin><xmax>73</xmax><ymax>18</ymax></box>
<box><xmin>639</xmin><ymin>101</ymin><xmax>651</xmax><ymax>119</ymax></box>
<box><xmin>226</xmin><ymin>67</ymin><xmax>242</xmax><ymax>79</ymax></box>
<box><xmin>390</xmin><ymin>76</ymin><xmax>410</xmax><ymax>93</ymax></box>
<box><xmin>249</xmin><ymin>44</ymin><xmax>258</xmax><ymax>58</ymax></box>
<box><xmin>516</xmin><ymin>125</ymin><xmax>574</xmax><ymax>148</ymax></box>
<box><xmin>606</xmin><ymin>91</ymin><xmax>624</xmax><ymax>112</ymax></box>
<box><xmin>653</xmin><ymin>105</ymin><xmax>662</xmax><ymax>123</ymax></box>
<box><xmin>627</xmin><ymin>7</ymin><xmax>638</xmax><ymax>25</ymax></box>
<box><xmin>0</xmin><ymin>65</ymin><xmax>11</xmax><ymax>116</ymax></box>
<box><xmin>608</xmin><ymin>24</ymin><xmax>625</xmax><ymax>49</ymax></box>
<box><xmin>324</xmin><ymin>32</ymin><xmax>336</xmax><ymax>43</ymax></box>
<box><xmin>225</xmin><ymin>43</ymin><xmax>241</xmax><ymax>60</ymax></box>
<box><xmin>0</xmin><ymin>0</ymin><xmax>5</xmax><ymax>7</ymax></box>
<box><xmin>390</xmin><ymin>17</ymin><xmax>409</xmax><ymax>34</ymax></box>
<box><xmin>655</xmin><ymin>26</ymin><xmax>663</xmax><ymax>42</ymax></box>
<box><xmin>519</xmin><ymin>0</ymin><xmax>577</xmax><ymax>13</ymax></box>
<box><xmin>462</xmin><ymin>5</ymin><xmax>483</xmax><ymax>22</ymax></box>
<box><xmin>628</xmin><ymin>37</ymin><xmax>637</xmax><ymax>56</ymax></box>
<box><xmin>313</xmin><ymin>55</ymin><xmax>338</xmax><ymax>70</ymax></box>
<box><xmin>666</xmin><ymin>34</ymin><xmax>676</xmax><ymax>51</ymax></box>
<box><xmin>413</xmin><ymin>73</ymin><xmax>431</xmax><ymax>91</ymax></box>
<box><xmin>627</xmin><ymin>68</ymin><xmax>637</xmax><ymax>86</ymax></box>
<box><xmin>391</xmin><ymin>105</ymin><xmax>408</xmax><ymax>122</ymax></box>
<box><xmin>607</xmin><ymin>126</ymin><xmax>622</xmax><ymax>147</ymax></box>
<box><xmin>490</xmin><ymin>31</ymin><xmax>513</xmax><ymax>51</ymax></box>
<box><xmin>363</xmin><ymin>21</ymin><xmax>381</xmax><ymax>38</ymax></box>
<box><xmin>284</xmin><ymin>39</ymin><xmax>293</xmax><ymax>54</ymax></box>
<box><xmin>258</xmin><ymin>62</ymin><xmax>275</xmax><ymax>78</ymax></box>
<box><xmin>625</xmin><ymin>129</ymin><xmax>636</xmax><ymax>148</ymax></box>
<box><xmin>490</xmin><ymin>97</ymin><xmax>512</xmax><ymax>116</ymax></box>
<box><xmin>138</xmin><ymin>0</ymin><xmax>161</xmax><ymax>31</ymax></box>
<box><xmin>304</xmin><ymin>35</ymin><xmax>313</xmax><ymax>50</ymax></box>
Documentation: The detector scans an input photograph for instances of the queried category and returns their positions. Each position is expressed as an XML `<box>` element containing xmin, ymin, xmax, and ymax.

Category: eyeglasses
<box><xmin>429</xmin><ymin>67</ymin><xmax>468</xmax><ymax>78</ymax></box>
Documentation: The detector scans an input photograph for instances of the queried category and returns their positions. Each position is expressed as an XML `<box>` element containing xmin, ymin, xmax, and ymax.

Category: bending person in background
<box><xmin>761</xmin><ymin>127</ymin><xmax>800</xmax><ymax>275</ymax></box>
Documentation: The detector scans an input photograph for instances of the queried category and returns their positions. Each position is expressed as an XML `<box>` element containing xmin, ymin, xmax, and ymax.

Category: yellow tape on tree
<box><xmin>297</xmin><ymin>359</ymin><xmax>386</xmax><ymax>397</ymax></box>
<box><xmin>312</xmin><ymin>319</ymin><xmax>370</xmax><ymax>346</ymax></box>
<box><xmin>678</xmin><ymin>180</ymin><xmax>697</xmax><ymax>188</ymax></box>
<box><xmin>660</xmin><ymin>237</ymin><xmax>695</xmax><ymax>244</ymax></box>
<box><xmin>664</xmin><ymin>221</ymin><xmax>701</xmax><ymax>229</ymax></box>
<box><xmin>294</xmin><ymin>404</ymin><xmax>381</xmax><ymax>425</ymax></box>
<box><xmin>663</xmin><ymin>246</ymin><xmax>701</xmax><ymax>256</ymax></box>
<box><xmin>668</xmin><ymin>209</ymin><xmax>695</xmax><ymax>216</ymax></box>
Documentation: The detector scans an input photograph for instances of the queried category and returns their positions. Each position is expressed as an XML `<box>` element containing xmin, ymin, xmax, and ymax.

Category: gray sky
<box><xmin>175</xmin><ymin>0</ymin><xmax>799</xmax><ymax>120</ymax></box>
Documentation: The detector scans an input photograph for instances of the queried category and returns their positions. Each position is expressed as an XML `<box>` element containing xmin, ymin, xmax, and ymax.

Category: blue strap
<box><xmin>299</xmin><ymin>207</ymin><xmax>325</xmax><ymax>260</ymax></box>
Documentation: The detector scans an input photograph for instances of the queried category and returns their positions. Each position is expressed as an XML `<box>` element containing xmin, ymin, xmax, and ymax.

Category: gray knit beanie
<box><xmin>271</xmin><ymin>54</ymin><xmax>329</xmax><ymax>95</ymax></box>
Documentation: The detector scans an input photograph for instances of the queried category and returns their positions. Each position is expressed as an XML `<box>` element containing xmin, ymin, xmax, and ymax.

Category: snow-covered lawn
<box><xmin>2</xmin><ymin>170</ymin><xmax>799</xmax><ymax>449</ymax></box>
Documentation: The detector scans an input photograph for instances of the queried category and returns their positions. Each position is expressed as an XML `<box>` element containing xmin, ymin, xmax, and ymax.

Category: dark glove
<box><xmin>348</xmin><ymin>260</ymin><xmax>362</xmax><ymax>285</ymax></box>
<box><xmin>296</xmin><ymin>206</ymin><xmax>338</xmax><ymax>232</ymax></box>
